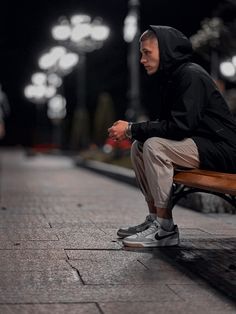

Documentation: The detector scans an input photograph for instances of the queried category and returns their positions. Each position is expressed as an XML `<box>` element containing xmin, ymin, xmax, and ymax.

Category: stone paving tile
<box><xmin>0</xmin><ymin>269</ymin><xmax>82</xmax><ymax>295</ymax></box>
<box><xmin>0</xmin><ymin>249</ymin><xmax>66</xmax><ymax>259</ymax></box>
<box><xmin>0</xmin><ymin>228</ymin><xmax>58</xmax><ymax>241</ymax></box>
<box><xmin>179</xmin><ymin>239</ymin><xmax>225</xmax><ymax>249</ymax></box>
<box><xmin>45</xmin><ymin>214</ymin><xmax>92</xmax><ymax>225</ymax></box>
<box><xmin>42</xmin><ymin>205</ymin><xmax>90</xmax><ymax>216</ymax></box>
<box><xmin>179</xmin><ymin>237</ymin><xmax>236</xmax><ymax>253</ymax></box>
<box><xmin>175</xmin><ymin>210</ymin><xmax>236</xmax><ymax>230</ymax></box>
<box><xmin>0</xmin><ymin>249</ymin><xmax>71</xmax><ymax>271</ymax></box>
<box><xmin>66</xmin><ymin>248</ymin><xmax>204</xmax><ymax>285</ymax></box>
<box><xmin>0</xmin><ymin>202</ymin><xmax>87</xmax><ymax>215</ymax></box>
<box><xmin>66</xmin><ymin>248</ymin><xmax>199</xmax><ymax>286</ymax></box>
<box><xmin>205</xmin><ymin>228</ymin><xmax>236</xmax><ymax>236</ymax></box>
<box><xmin>65</xmin><ymin>248</ymin><xmax>159</xmax><ymax>260</ymax></box>
<box><xmin>54</xmin><ymin>227</ymin><xmax>122</xmax><ymax>250</ymax></box>
<box><xmin>164</xmin><ymin>246</ymin><xmax>236</xmax><ymax>299</ymax></box>
<box><xmin>69</xmin><ymin>258</ymin><xmax>150</xmax><ymax>285</ymax></box>
<box><xmin>3</xmin><ymin>238</ymin><xmax>121</xmax><ymax>251</ymax></box>
<box><xmin>0</xmin><ymin>206</ymin><xmax>43</xmax><ymax>214</ymax></box>
<box><xmin>179</xmin><ymin>228</ymin><xmax>211</xmax><ymax>237</ymax></box>
<box><xmin>87</xmin><ymin>213</ymin><xmax>147</xmax><ymax>225</ymax></box>
<box><xmin>99</xmin><ymin>300</ymin><xmax>236</xmax><ymax>314</ymax></box>
<box><xmin>0</xmin><ymin>214</ymin><xmax>50</xmax><ymax>228</ymax></box>
<box><xmin>0</xmin><ymin>284</ymin><xmax>180</xmax><ymax>303</ymax></box>
<box><xmin>168</xmin><ymin>283</ymin><xmax>236</xmax><ymax>304</ymax></box>
<box><xmin>66</xmin><ymin>249</ymin><xmax>181</xmax><ymax>270</ymax></box>
<box><xmin>0</xmin><ymin>304</ymin><xmax>100</xmax><ymax>314</ymax></box>
<box><xmin>69</xmin><ymin>258</ymin><xmax>197</xmax><ymax>285</ymax></box>
<box><xmin>1</xmin><ymin>242</ymin><xmax>116</xmax><ymax>251</ymax></box>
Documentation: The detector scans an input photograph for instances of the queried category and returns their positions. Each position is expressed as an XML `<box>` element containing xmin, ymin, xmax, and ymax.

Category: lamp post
<box><xmin>51</xmin><ymin>14</ymin><xmax>110</xmax><ymax>149</ymax></box>
<box><xmin>190</xmin><ymin>17</ymin><xmax>224</xmax><ymax>80</ymax></box>
<box><xmin>123</xmin><ymin>0</ymin><xmax>142</xmax><ymax>122</ymax></box>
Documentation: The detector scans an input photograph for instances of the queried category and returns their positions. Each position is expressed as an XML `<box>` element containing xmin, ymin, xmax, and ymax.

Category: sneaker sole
<box><xmin>123</xmin><ymin>238</ymin><xmax>180</xmax><ymax>248</ymax></box>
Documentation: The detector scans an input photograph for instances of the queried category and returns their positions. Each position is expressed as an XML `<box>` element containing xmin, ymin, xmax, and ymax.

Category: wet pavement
<box><xmin>0</xmin><ymin>149</ymin><xmax>236</xmax><ymax>314</ymax></box>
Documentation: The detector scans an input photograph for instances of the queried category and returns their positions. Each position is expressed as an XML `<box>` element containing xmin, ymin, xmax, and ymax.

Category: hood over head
<box><xmin>149</xmin><ymin>25</ymin><xmax>192</xmax><ymax>75</ymax></box>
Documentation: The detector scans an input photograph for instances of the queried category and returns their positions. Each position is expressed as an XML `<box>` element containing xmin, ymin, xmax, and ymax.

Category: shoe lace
<box><xmin>133</xmin><ymin>215</ymin><xmax>152</xmax><ymax>230</ymax></box>
<box><xmin>137</xmin><ymin>222</ymin><xmax>158</xmax><ymax>237</ymax></box>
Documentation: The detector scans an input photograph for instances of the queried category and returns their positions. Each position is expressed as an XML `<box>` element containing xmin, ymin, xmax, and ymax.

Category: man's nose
<box><xmin>140</xmin><ymin>56</ymin><xmax>146</xmax><ymax>64</ymax></box>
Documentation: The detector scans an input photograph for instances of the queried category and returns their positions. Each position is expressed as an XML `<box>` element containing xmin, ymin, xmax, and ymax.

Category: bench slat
<box><xmin>174</xmin><ymin>170</ymin><xmax>236</xmax><ymax>196</ymax></box>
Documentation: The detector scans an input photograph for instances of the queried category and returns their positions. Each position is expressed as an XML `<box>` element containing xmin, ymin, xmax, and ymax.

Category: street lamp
<box><xmin>24</xmin><ymin>45</ymin><xmax>78</xmax><ymax>105</ymax></box>
<box><xmin>51</xmin><ymin>14</ymin><xmax>109</xmax><ymax>108</ymax></box>
<box><xmin>51</xmin><ymin>14</ymin><xmax>110</xmax><ymax>149</ymax></box>
<box><xmin>190</xmin><ymin>17</ymin><xmax>224</xmax><ymax>80</ymax></box>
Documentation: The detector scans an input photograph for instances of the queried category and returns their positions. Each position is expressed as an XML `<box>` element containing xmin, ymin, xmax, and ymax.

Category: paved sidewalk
<box><xmin>0</xmin><ymin>150</ymin><xmax>236</xmax><ymax>314</ymax></box>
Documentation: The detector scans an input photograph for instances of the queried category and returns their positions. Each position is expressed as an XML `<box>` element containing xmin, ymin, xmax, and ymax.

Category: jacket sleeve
<box><xmin>131</xmin><ymin>70</ymin><xmax>206</xmax><ymax>142</ymax></box>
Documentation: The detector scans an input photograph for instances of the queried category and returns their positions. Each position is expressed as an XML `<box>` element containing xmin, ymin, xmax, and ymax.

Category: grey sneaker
<box><xmin>122</xmin><ymin>221</ymin><xmax>180</xmax><ymax>248</ymax></box>
<box><xmin>117</xmin><ymin>214</ymin><xmax>155</xmax><ymax>238</ymax></box>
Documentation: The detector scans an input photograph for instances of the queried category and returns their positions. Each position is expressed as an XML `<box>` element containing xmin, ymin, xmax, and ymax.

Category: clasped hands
<box><xmin>108</xmin><ymin>120</ymin><xmax>128</xmax><ymax>142</ymax></box>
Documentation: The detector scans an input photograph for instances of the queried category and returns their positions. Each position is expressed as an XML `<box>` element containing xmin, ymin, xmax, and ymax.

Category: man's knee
<box><xmin>143</xmin><ymin>137</ymin><xmax>166</xmax><ymax>156</ymax></box>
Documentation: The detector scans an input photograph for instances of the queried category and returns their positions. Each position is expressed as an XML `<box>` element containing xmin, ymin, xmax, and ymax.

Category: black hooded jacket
<box><xmin>131</xmin><ymin>25</ymin><xmax>236</xmax><ymax>173</ymax></box>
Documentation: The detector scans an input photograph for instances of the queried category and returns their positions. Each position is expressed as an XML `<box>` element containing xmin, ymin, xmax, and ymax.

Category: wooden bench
<box><xmin>172</xmin><ymin>169</ymin><xmax>236</xmax><ymax>213</ymax></box>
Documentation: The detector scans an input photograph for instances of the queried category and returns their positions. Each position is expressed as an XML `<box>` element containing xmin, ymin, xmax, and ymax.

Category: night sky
<box><xmin>0</xmin><ymin>0</ymin><xmax>229</xmax><ymax>146</ymax></box>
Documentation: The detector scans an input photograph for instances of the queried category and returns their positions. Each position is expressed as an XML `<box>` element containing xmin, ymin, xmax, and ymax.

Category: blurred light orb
<box><xmin>58</xmin><ymin>53</ymin><xmax>79</xmax><ymax>70</ymax></box>
<box><xmin>124</xmin><ymin>14</ymin><xmax>137</xmax><ymax>42</ymax></box>
<box><xmin>34</xmin><ymin>85</ymin><xmax>47</xmax><ymax>99</ymax></box>
<box><xmin>71</xmin><ymin>14</ymin><xmax>91</xmax><ymax>25</ymax></box>
<box><xmin>38</xmin><ymin>53</ymin><xmax>56</xmax><ymax>70</ymax></box>
<box><xmin>103</xmin><ymin>144</ymin><xmax>113</xmax><ymax>154</ymax></box>
<box><xmin>50</xmin><ymin>46</ymin><xmax>66</xmax><ymax>60</ymax></box>
<box><xmin>71</xmin><ymin>24</ymin><xmax>91</xmax><ymax>42</ymax></box>
<box><xmin>48</xmin><ymin>108</ymin><xmax>67</xmax><ymax>119</ymax></box>
<box><xmin>31</xmin><ymin>72</ymin><xmax>47</xmax><ymax>85</ymax></box>
<box><xmin>232</xmin><ymin>56</ymin><xmax>236</xmax><ymax>67</ymax></box>
<box><xmin>47</xmin><ymin>73</ymin><xmax>62</xmax><ymax>87</ymax></box>
<box><xmin>24</xmin><ymin>85</ymin><xmax>36</xmax><ymax>98</ymax></box>
<box><xmin>52</xmin><ymin>24</ymin><xmax>71</xmax><ymax>40</ymax></box>
<box><xmin>48</xmin><ymin>94</ymin><xmax>66</xmax><ymax>112</ymax></box>
<box><xmin>220</xmin><ymin>61</ymin><xmax>236</xmax><ymax>77</ymax></box>
<box><xmin>48</xmin><ymin>94</ymin><xmax>67</xmax><ymax>119</ymax></box>
<box><xmin>91</xmin><ymin>25</ymin><xmax>110</xmax><ymax>41</ymax></box>
<box><xmin>45</xmin><ymin>86</ymin><xmax>56</xmax><ymax>98</ymax></box>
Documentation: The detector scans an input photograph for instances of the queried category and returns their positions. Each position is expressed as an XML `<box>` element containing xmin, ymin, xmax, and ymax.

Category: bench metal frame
<box><xmin>172</xmin><ymin>183</ymin><xmax>236</xmax><ymax>213</ymax></box>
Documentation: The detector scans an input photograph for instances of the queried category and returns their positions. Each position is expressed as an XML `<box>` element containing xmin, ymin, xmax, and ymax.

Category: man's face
<box><xmin>140</xmin><ymin>38</ymin><xmax>160</xmax><ymax>75</ymax></box>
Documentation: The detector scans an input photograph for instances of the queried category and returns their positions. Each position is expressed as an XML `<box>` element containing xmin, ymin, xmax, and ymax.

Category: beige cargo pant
<box><xmin>131</xmin><ymin>137</ymin><xmax>200</xmax><ymax>208</ymax></box>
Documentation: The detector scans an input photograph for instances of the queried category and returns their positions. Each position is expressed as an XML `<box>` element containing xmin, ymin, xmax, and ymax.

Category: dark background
<box><xmin>0</xmin><ymin>0</ymin><xmax>234</xmax><ymax>147</ymax></box>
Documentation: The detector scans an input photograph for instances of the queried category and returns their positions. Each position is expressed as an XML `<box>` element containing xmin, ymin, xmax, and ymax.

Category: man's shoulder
<box><xmin>173</xmin><ymin>62</ymin><xmax>211</xmax><ymax>83</ymax></box>
<box><xmin>175</xmin><ymin>62</ymin><xmax>208</xmax><ymax>77</ymax></box>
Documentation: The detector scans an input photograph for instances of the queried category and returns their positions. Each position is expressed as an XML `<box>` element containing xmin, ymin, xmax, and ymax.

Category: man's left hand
<box><xmin>108</xmin><ymin>120</ymin><xmax>128</xmax><ymax>142</ymax></box>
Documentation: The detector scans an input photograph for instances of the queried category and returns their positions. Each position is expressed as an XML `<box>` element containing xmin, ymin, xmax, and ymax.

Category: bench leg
<box><xmin>171</xmin><ymin>184</ymin><xmax>236</xmax><ymax>214</ymax></box>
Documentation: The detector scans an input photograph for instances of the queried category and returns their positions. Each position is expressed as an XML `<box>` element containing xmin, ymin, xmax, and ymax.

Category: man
<box><xmin>108</xmin><ymin>25</ymin><xmax>236</xmax><ymax>248</ymax></box>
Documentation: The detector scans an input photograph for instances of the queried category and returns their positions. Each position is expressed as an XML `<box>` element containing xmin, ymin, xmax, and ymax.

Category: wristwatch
<box><xmin>125</xmin><ymin>122</ymin><xmax>133</xmax><ymax>139</ymax></box>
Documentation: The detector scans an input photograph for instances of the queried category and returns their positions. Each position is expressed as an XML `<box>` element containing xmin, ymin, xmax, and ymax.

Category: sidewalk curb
<box><xmin>75</xmin><ymin>156</ymin><xmax>137</xmax><ymax>187</ymax></box>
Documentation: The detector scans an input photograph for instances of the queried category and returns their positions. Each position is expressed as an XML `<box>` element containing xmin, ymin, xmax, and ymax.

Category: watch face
<box><xmin>126</xmin><ymin>124</ymin><xmax>132</xmax><ymax>139</ymax></box>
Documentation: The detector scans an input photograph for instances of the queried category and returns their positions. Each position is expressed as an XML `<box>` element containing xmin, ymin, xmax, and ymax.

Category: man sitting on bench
<box><xmin>108</xmin><ymin>25</ymin><xmax>236</xmax><ymax>248</ymax></box>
